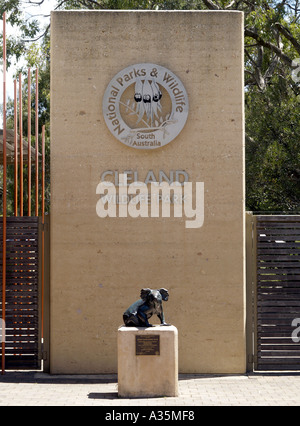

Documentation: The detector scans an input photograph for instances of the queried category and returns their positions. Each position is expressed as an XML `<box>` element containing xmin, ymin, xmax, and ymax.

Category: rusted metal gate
<box><xmin>247</xmin><ymin>214</ymin><xmax>300</xmax><ymax>371</ymax></box>
<box><xmin>0</xmin><ymin>217</ymin><xmax>49</xmax><ymax>370</ymax></box>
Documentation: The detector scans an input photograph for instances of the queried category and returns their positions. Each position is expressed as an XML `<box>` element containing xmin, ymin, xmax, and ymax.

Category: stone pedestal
<box><xmin>118</xmin><ymin>325</ymin><xmax>178</xmax><ymax>398</ymax></box>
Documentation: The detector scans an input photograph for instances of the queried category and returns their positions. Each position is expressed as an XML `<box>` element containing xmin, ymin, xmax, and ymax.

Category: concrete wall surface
<box><xmin>50</xmin><ymin>10</ymin><xmax>245</xmax><ymax>374</ymax></box>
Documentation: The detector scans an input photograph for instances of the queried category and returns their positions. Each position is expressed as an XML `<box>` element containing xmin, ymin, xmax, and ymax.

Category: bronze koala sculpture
<box><xmin>123</xmin><ymin>288</ymin><xmax>170</xmax><ymax>327</ymax></box>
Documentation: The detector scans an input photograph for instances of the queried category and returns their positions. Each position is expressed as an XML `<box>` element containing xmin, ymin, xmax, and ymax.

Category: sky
<box><xmin>1</xmin><ymin>0</ymin><xmax>57</xmax><ymax>124</ymax></box>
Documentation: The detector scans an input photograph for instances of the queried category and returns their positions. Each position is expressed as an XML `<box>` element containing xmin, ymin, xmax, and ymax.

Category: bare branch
<box><xmin>245</xmin><ymin>133</ymin><xmax>257</xmax><ymax>145</ymax></box>
<box><xmin>264</xmin><ymin>54</ymin><xmax>280</xmax><ymax>82</ymax></box>
<box><xmin>245</xmin><ymin>28</ymin><xmax>293</xmax><ymax>67</ymax></box>
<box><xmin>22</xmin><ymin>23</ymin><xmax>50</xmax><ymax>43</ymax></box>
<box><xmin>225</xmin><ymin>1</ymin><xmax>236</xmax><ymax>9</ymax></box>
<box><xmin>275</xmin><ymin>23</ymin><xmax>300</xmax><ymax>54</ymax></box>
<box><xmin>245</xmin><ymin>48</ymin><xmax>257</xmax><ymax>67</ymax></box>
<box><xmin>23</xmin><ymin>0</ymin><xmax>46</xmax><ymax>5</ymax></box>
<box><xmin>257</xmin><ymin>45</ymin><xmax>263</xmax><ymax>69</ymax></box>
<box><xmin>53</xmin><ymin>0</ymin><xmax>104</xmax><ymax>10</ymax></box>
<box><xmin>202</xmin><ymin>0</ymin><xmax>220</xmax><ymax>10</ymax></box>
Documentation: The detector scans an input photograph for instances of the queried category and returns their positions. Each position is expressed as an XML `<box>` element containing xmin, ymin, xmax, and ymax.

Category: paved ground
<box><xmin>1</xmin><ymin>372</ymin><xmax>300</xmax><ymax>406</ymax></box>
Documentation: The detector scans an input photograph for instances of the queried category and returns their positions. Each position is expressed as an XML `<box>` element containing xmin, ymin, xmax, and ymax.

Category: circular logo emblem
<box><xmin>102</xmin><ymin>63</ymin><xmax>189</xmax><ymax>149</ymax></box>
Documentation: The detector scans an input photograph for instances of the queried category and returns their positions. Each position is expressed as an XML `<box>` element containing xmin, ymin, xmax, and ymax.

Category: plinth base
<box><xmin>118</xmin><ymin>325</ymin><xmax>178</xmax><ymax>398</ymax></box>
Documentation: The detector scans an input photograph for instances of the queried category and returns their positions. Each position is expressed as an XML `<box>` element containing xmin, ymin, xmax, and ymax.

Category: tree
<box><xmin>0</xmin><ymin>27</ymin><xmax>50</xmax><ymax>215</ymax></box>
<box><xmin>1</xmin><ymin>1</ymin><xmax>300</xmax><ymax>85</ymax></box>
<box><xmin>246</xmin><ymin>74</ymin><xmax>300</xmax><ymax>211</ymax></box>
<box><xmin>1</xmin><ymin>0</ymin><xmax>300</xmax><ymax>212</ymax></box>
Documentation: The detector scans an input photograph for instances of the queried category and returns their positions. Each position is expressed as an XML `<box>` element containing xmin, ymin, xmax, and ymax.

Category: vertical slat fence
<box><xmin>0</xmin><ymin>217</ymin><xmax>40</xmax><ymax>369</ymax></box>
<box><xmin>256</xmin><ymin>215</ymin><xmax>300</xmax><ymax>370</ymax></box>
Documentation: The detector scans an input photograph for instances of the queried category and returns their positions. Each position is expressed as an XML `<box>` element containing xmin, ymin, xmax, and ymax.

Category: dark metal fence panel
<box><xmin>0</xmin><ymin>217</ymin><xmax>41</xmax><ymax>370</ymax></box>
<box><xmin>256</xmin><ymin>215</ymin><xmax>300</xmax><ymax>371</ymax></box>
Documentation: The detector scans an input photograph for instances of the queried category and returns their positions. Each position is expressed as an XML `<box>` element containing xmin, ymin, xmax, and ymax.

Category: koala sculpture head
<box><xmin>140</xmin><ymin>288</ymin><xmax>169</xmax><ymax>302</ymax></box>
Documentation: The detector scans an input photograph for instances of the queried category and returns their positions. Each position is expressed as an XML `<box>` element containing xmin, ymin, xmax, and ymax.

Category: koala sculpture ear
<box><xmin>140</xmin><ymin>288</ymin><xmax>152</xmax><ymax>300</ymax></box>
<box><xmin>158</xmin><ymin>288</ymin><xmax>169</xmax><ymax>301</ymax></box>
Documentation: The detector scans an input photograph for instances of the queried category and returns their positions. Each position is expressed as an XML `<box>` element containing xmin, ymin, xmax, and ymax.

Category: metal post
<box><xmin>42</xmin><ymin>126</ymin><xmax>45</xmax><ymax>220</ymax></box>
<box><xmin>246</xmin><ymin>212</ymin><xmax>255</xmax><ymax>372</ymax></box>
<box><xmin>14</xmin><ymin>80</ymin><xmax>18</xmax><ymax>216</ymax></box>
<box><xmin>2</xmin><ymin>12</ymin><xmax>7</xmax><ymax>375</ymax></box>
<box><xmin>27</xmin><ymin>68</ymin><xmax>31</xmax><ymax>216</ymax></box>
<box><xmin>253</xmin><ymin>215</ymin><xmax>258</xmax><ymax>371</ymax></box>
<box><xmin>41</xmin><ymin>125</ymin><xmax>45</xmax><ymax>339</ymax></box>
<box><xmin>19</xmin><ymin>74</ymin><xmax>23</xmax><ymax>216</ymax></box>
<box><xmin>35</xmin><ymin>69</ymin><xmax>39</xmax><ymax>217</ymax></box>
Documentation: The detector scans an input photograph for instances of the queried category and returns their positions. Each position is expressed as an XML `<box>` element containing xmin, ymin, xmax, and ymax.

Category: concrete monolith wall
<box><xmin>50</xmin><ymin>10</ymin><xmax>245</xmax><ymax>374</ymax></box>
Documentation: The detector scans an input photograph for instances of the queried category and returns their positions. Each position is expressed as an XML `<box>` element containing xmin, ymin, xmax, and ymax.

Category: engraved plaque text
<box><xmin>136</xmin><ymin>335</ymin><xmax>160</xmax><ymax>356</ymax></box>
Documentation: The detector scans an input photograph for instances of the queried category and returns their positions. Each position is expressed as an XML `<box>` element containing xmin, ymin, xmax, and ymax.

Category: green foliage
<box><xmin>1</xmin><ymin>0</ymin><xmax>300</xmax><ymax>213</ymax></box>
<box><xmin>2</xmin><ymin>28</ymin><xmax>51</xmax><ymax>216</ymax></box>
<box><xmin>61</xmin><ymin>0</ymin><xmax>203</xmax><ymax>10</ymax></box>
<box><xmin>246</xmin><ymin>75</ymin><xmax>300</xmax><ymax>211</ymax></box>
